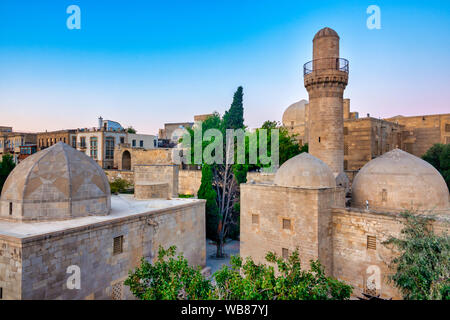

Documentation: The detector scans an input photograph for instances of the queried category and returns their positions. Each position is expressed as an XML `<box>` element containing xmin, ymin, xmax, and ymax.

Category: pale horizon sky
<box><xmin>1</xmin><ymin>0</ymin><xmax>449</xmax><ymax>135</ymax></box>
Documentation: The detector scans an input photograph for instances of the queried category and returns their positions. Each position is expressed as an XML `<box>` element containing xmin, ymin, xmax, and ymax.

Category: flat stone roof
<box><xmin>0</xmin><ymin>194</ymin><xmax>203</xmax><ymax>239</ymax></box>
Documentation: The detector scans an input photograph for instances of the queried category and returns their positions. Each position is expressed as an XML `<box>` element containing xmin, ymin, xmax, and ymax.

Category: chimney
<box><xmin>98</xmin><ymin>116</ymin><xmax>103</xmax><ymax>130</ymax></box>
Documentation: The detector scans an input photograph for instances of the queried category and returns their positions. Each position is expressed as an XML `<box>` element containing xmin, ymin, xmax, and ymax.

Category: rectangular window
<box><xmin>9</xmin><ymin>202</ymin><xmax>12</xmax><ymax>215</ymax></box>
<box><xmin>382</xmin><ymin>189</ymin><xmax>387</xmax><ymax>201</ymax></box>
<box><xmin>252</xmin><ymin>214</ymin><xmax>259</xmax><ymax>224</ymax></box>
<box><xmin>72</xmin><ymin>136</ymin><xmax>77</xmax><ymax>148</ymax></box>
<box><xmin>344</xmin><ymin>144</ymin><xmax>349</xmax><ymax>155</ymax></box>
<box><xmin>113</xmin><ymin>236</ymin><xmax>124</xmax><ymax>255</ymax></box>
<box><xmin>367</xmin><ymin>235</ymin><xmax>376</xmax><ymax>250</ymax></box>
<box><xmin>120</xmin><ymin>137</ymin><xmax>125</xmax><ymax>144</ymax></box>
<box><xmin>90</xmin><ymin>137</ymin><xmax>98</xmax><ymax>159</ymax></box>
<box><xmin>132</xmin><ymin>139</ymin><xmax>136</xmax><ymax>147</ymax></box>
<box><xmin>140</xmin><ymin>140</ymin><xmax>144</xmax><ymax>148</ymax></box>
<box><xmin>344</xmin><ymin>160</ymin><xmax>348</xmax><ymax>170</ymax></box>
<box><xmin>343</xmin><ymin>127</ymin><xmax>348</xmax><ymax>135</ymax></box>
<box><xmin>445</xmin><ymin>123</ymin><xmax>450</xmax><ymax>132</ymax></box>
<box><xmin>80</xmin><ymin>137</ymin><xmax>86</xmax><ymax>148</ymax></box>
<box><xmin>111</xmin><ymin>282</ymin><xmax>122</xmax><ymax>300</ymax></box>
<box><xmin>282</xmin><ymin>248</ymin><xmax>289</xmax><ymax>259</ymax></box>
<box><xmin>105</xmin><ymin>137</ymin><xmax>115</xmax><ymax>160</ymax></box>
<box><xmin>282</xmin><ymin>218</ymin><xmax>291</xmax><ymax>230</ymax></box>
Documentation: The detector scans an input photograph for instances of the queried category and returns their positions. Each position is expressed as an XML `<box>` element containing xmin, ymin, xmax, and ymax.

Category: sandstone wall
<box><xmin>104</xmin><ymin>170</ymin><xmax>134</xmax><ymax>184</ymax></box>
<box><xmin>134</xmin><ymin>165</ymin><xmax>179</xmax><ymax>197</ymax></box>
<box><xmin>246</xmin><ymin>172</ymin><xmax>275</xmax><ymax>184</ymax></box>
<box><xmin>240</xmin><ymin>184</ymin><xmax>337</xmax><ymax>270</ymax></box>
<box><xmin>114</xmin><ymin>147</ymin><xmax>173</xmax><ymax>171</ymax></box>
<box><xmin>17</xmin><ymin>200</ymin><xmax>205</xmax><ymax>300</ymax></box>
<box><xmin>0</xmin><ymin>236</ymin><xmax>22</xmax><ymax>299</ymax></box>
<box><xmin>178</xmin><ymin>170</ymin><xmax>202</xmax><ymax>196</ymax></box>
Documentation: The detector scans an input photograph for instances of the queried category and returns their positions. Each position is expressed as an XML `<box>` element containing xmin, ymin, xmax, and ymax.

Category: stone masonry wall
<box><xmin>0</xmin><ymin>236</ymin><xmax>22</xmax><ymax>299</ymax></box>
<box><xmin>134</xmin><ymin>165</ymin><xmax>179</xmax><ymax>197</ymax></box>
<box><xmin>178</xmin><ymin>170</ymin><xmax>202</xmax><ymax>196</ymax></box>
<box><xmin>18</xmin><ymin>200</ymin><xmax>205</xmax><ymax>300</ymax></box>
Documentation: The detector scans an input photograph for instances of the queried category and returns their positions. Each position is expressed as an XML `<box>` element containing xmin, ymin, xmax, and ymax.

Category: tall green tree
<box><xmin>0</xmin><ymin>154</ymin><xmax>15</xmax><ymax>193</ymax></box>
<box><xmin>222</xmin><ymin>86</ymin><xmax>244</xmax><ymax>130</ymax></box>
<box><xmin>422</xmin><ymin>143</ymin><xmax>450</xmax><ymax>189</ymax></box>
<box><xmin>384</xmin><ymin>212</ymin><xmax>450</xmax><ymax>300</ymax></box>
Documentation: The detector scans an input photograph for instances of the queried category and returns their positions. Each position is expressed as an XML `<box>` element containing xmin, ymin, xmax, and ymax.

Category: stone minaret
<box><xmin>304</xmin><ymin>27</ymin><xmax>348</xmax><ymax>176</ymax></box>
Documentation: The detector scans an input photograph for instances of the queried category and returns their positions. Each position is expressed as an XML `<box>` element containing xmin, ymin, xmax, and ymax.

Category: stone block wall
<box><xmin>114</xmin><ymin>147</ymin><xmax>173</xmax><ymax>171</ymax></box>
<box><xmin>135</xmin><ymin>183</ymin><xmax>170</xmax><ymax>200</ymax></box>
<box><xmin>178</xmin><ymin>170</ymin><xmax>202</xmax><ymax>195</ymax></box>
<box><xmin>104</xmin><ymin>170</ymin><xmax>134</xmax><ymax>184</ymax></box>
<box><xmin>246</xmin><ymin>172</ymin><xmax>275</xmax><ymax>184</ymax></box>
<box><xmin>134</xmin><ymin>165</ymin><xmax>179</xmax><ymax>197</ymax></box>
<box><xmin>240</xmin><ymin>184</ymin><xmax>338</xmax><ymax>269</ymax></box>
<box><xmin>0</xmin><ymin>236</ymin><xmax>22</xmax><ymax>299</ymax></box>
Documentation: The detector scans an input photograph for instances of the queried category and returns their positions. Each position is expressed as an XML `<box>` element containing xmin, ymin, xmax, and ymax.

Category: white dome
<box><xmin>282</xmin><ymin>100</ymin><xmax>308</xmax><ymax>127</ymax></box>
<box><xmin>274</xmin><ymin>153</ymin><xmax>336</xmax><ymax>188</ymax></box>
<box><xmin>352</xmin><ymin>149</ymin><xmax>449</xmax><ymax>213</ymax></box>
<box><xmin>0</xmin><ymin>142</ymin><xmax>111</xmax><ymax>221</ymax></box>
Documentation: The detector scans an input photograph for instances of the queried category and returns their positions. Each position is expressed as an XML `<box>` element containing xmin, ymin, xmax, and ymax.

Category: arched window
<box><xmin>122</xmin><ymin>151</ymin><xmax>131</xmax><ymax>170</ymax></box>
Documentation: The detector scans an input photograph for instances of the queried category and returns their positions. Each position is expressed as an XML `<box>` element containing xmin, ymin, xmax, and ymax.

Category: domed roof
<box><xmin>282</xmin><ymin>99</ymin><xmax>308</xmax><ymax>127</ymax></box>
<box><xmin>274</xmin><ymin>152</ymin><xmax>336</xmax><ymax>188</ymax></box>
<box><xmin>0</xmin><ymin>142</ymin><xmax>111</xmax><ymax>221</ymax></box>
<box><xmin>352</xmin><ymin>149</ymin><xmax>449</xmax><ymax>213</ymax></box>
<box><xmin>313</xmin><ymin>27</ymin><xmax>339</xmax><ymax>40</ymax></box>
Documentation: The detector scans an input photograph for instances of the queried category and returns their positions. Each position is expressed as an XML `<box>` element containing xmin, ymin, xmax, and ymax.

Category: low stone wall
<box><xmin>178</xmin><ymin>170</ymin><xmax>202</xmax><ymax>196</ymax></box>
<box><xmin>246</xmin><ymin>171</ymin><xmax>275</xmax><ymax>184</ymax></box>
<box><xmin>135</xmin><ymin>183</ymin><xmax>170</xmax><ymax>200</ymax></box>
<box><xmin>104</xmin><ymin>170</ymin><xmax>134</xmax><ymax>184</ymax></box>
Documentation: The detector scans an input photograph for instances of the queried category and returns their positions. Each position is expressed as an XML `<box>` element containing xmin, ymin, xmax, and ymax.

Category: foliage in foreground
<box><xmin>0</xmin><ymin>154</ymin><xmax>15</xmax><ymax>193</ymax></box>
<box><xmin>384</xmin><ymin>212</ymin><xmax>450</xmax><ymax>300</ymax></box>
<box><xmin>125</xmin><ymin>246</ymin><xmax>353</xmax><ymax>300</ymax></box>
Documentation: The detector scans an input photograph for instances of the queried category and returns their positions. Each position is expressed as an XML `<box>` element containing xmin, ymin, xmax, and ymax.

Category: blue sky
<box><xmin>1</xmin><ymin>0</ymin><xmax>449</xmax><ymax>134</ymax></box>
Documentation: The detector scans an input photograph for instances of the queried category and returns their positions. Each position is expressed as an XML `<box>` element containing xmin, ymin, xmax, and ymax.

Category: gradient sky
<box><xmin>1</xmin><ymin>0</ymin><xmax>449</xmax><ymax>134</ymax></box>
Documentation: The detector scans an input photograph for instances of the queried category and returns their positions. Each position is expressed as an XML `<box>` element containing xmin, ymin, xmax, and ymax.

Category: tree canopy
<box><xmin>384</xmin><ymin>212</ymin><xmax>450</xmax><ymax>300</ymax></box>
<box><xmin>422</xmin><ymin>143</ymin><xmax>450</xmax><ymax>189</ymax></box>
<box><xmin>0</xmin><ymin>154</ymin><xmax>15</xmax><ymax>193</ymax></box>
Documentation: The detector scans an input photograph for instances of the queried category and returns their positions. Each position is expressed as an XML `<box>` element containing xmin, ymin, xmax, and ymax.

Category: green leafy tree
<box><xmin>422</xmin><ymin>143</ymin><xmax>450</xmax><ymax>189</ymax></box>
<box><xmin>197</xmin><ymin>164</ymin><xmax>220</xmax><ymax>240</ymax></box>
<box><xmin>126</xmin><ymin>126</ymin><xmax>137</xmax><ymax>134</ymax></box>
<box><xmin>125</xmin><ymin>246</ymin><xmax>353</xmax><ymax>300</ymax></box>
<box><xmin>0</xmin><ymin>154</ymin><xmax>16</xmax><ymax>193</ymax></box>
<box><xmin>247</xmin><ymin>120</ymin><xmax>306</xmax><ymax>171</ymax></box>
<box><xmin>384</xmin><ymin>212</ymin><xmax>450</xmax><ymax>300</ymax></box>
<box><xmin>124</xmin><ymin>246</ymin><xmax>213</xmax><ymax>300</ymax></box>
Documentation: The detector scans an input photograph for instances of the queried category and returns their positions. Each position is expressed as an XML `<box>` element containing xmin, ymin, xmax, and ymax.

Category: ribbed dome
<box><xmin>282</xmin><ymin>100</ymin><xmax>308</xmax><ymax>127</ymax></box>
<box><xmin>0</xmin><ymin>142</ymin><xmax>111</xmax><ymax>221</ymax></box>
<box><xmin>352</xmin><ymin>149</ymin><xmax>449</xmax><ymax>213</ymax></box>
<box><xmin>274</xmin><ymin>153</ymin><xmax>336</xmax><ymax>188</ymax></box>
<box><xmin>313</xmin><ymin>27</ymin><xmax>339</xmax><ymax>40</ymax></box>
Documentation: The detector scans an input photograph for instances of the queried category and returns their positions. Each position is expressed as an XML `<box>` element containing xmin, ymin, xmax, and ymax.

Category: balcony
<box><xmin>303</xmin><ymin>58</ymin><xmax>349</xmax><ymax>76</ymax></box>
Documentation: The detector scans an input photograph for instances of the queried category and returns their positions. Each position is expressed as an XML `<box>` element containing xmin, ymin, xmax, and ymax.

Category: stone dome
<box><xmin>313</xmin><ymin>27</ymin><xmax>339</xmax><ymax>40</ymax></box>
<box><xmin>352</xmin><ymin>149</ymin><xmax>449</xmax><ymax>213</ymax></box>
<box><xmin>282</xmin><ymin>99</ymin><xmax>308</xmax><ymax>127</ymax></box>
<box><xmin>0</xmin><ymin>142</ymin><xmax>111</xmax><ymax>221</ymax></box>
<box><xmin>274</xmin><ymin>152</ymin><xmax>336</xmax><ymax>188</ymax></box>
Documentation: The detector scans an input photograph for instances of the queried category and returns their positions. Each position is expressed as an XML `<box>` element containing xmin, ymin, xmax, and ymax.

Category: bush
<box><xmin>109</xmin><ymin>178</ymin><xmax>132</xmax><ymax>194</ymax></box>
<box><xmin>125</xmin><ymin>246</ymin><xmax>353</xmax><ymax>300</ymax></box>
